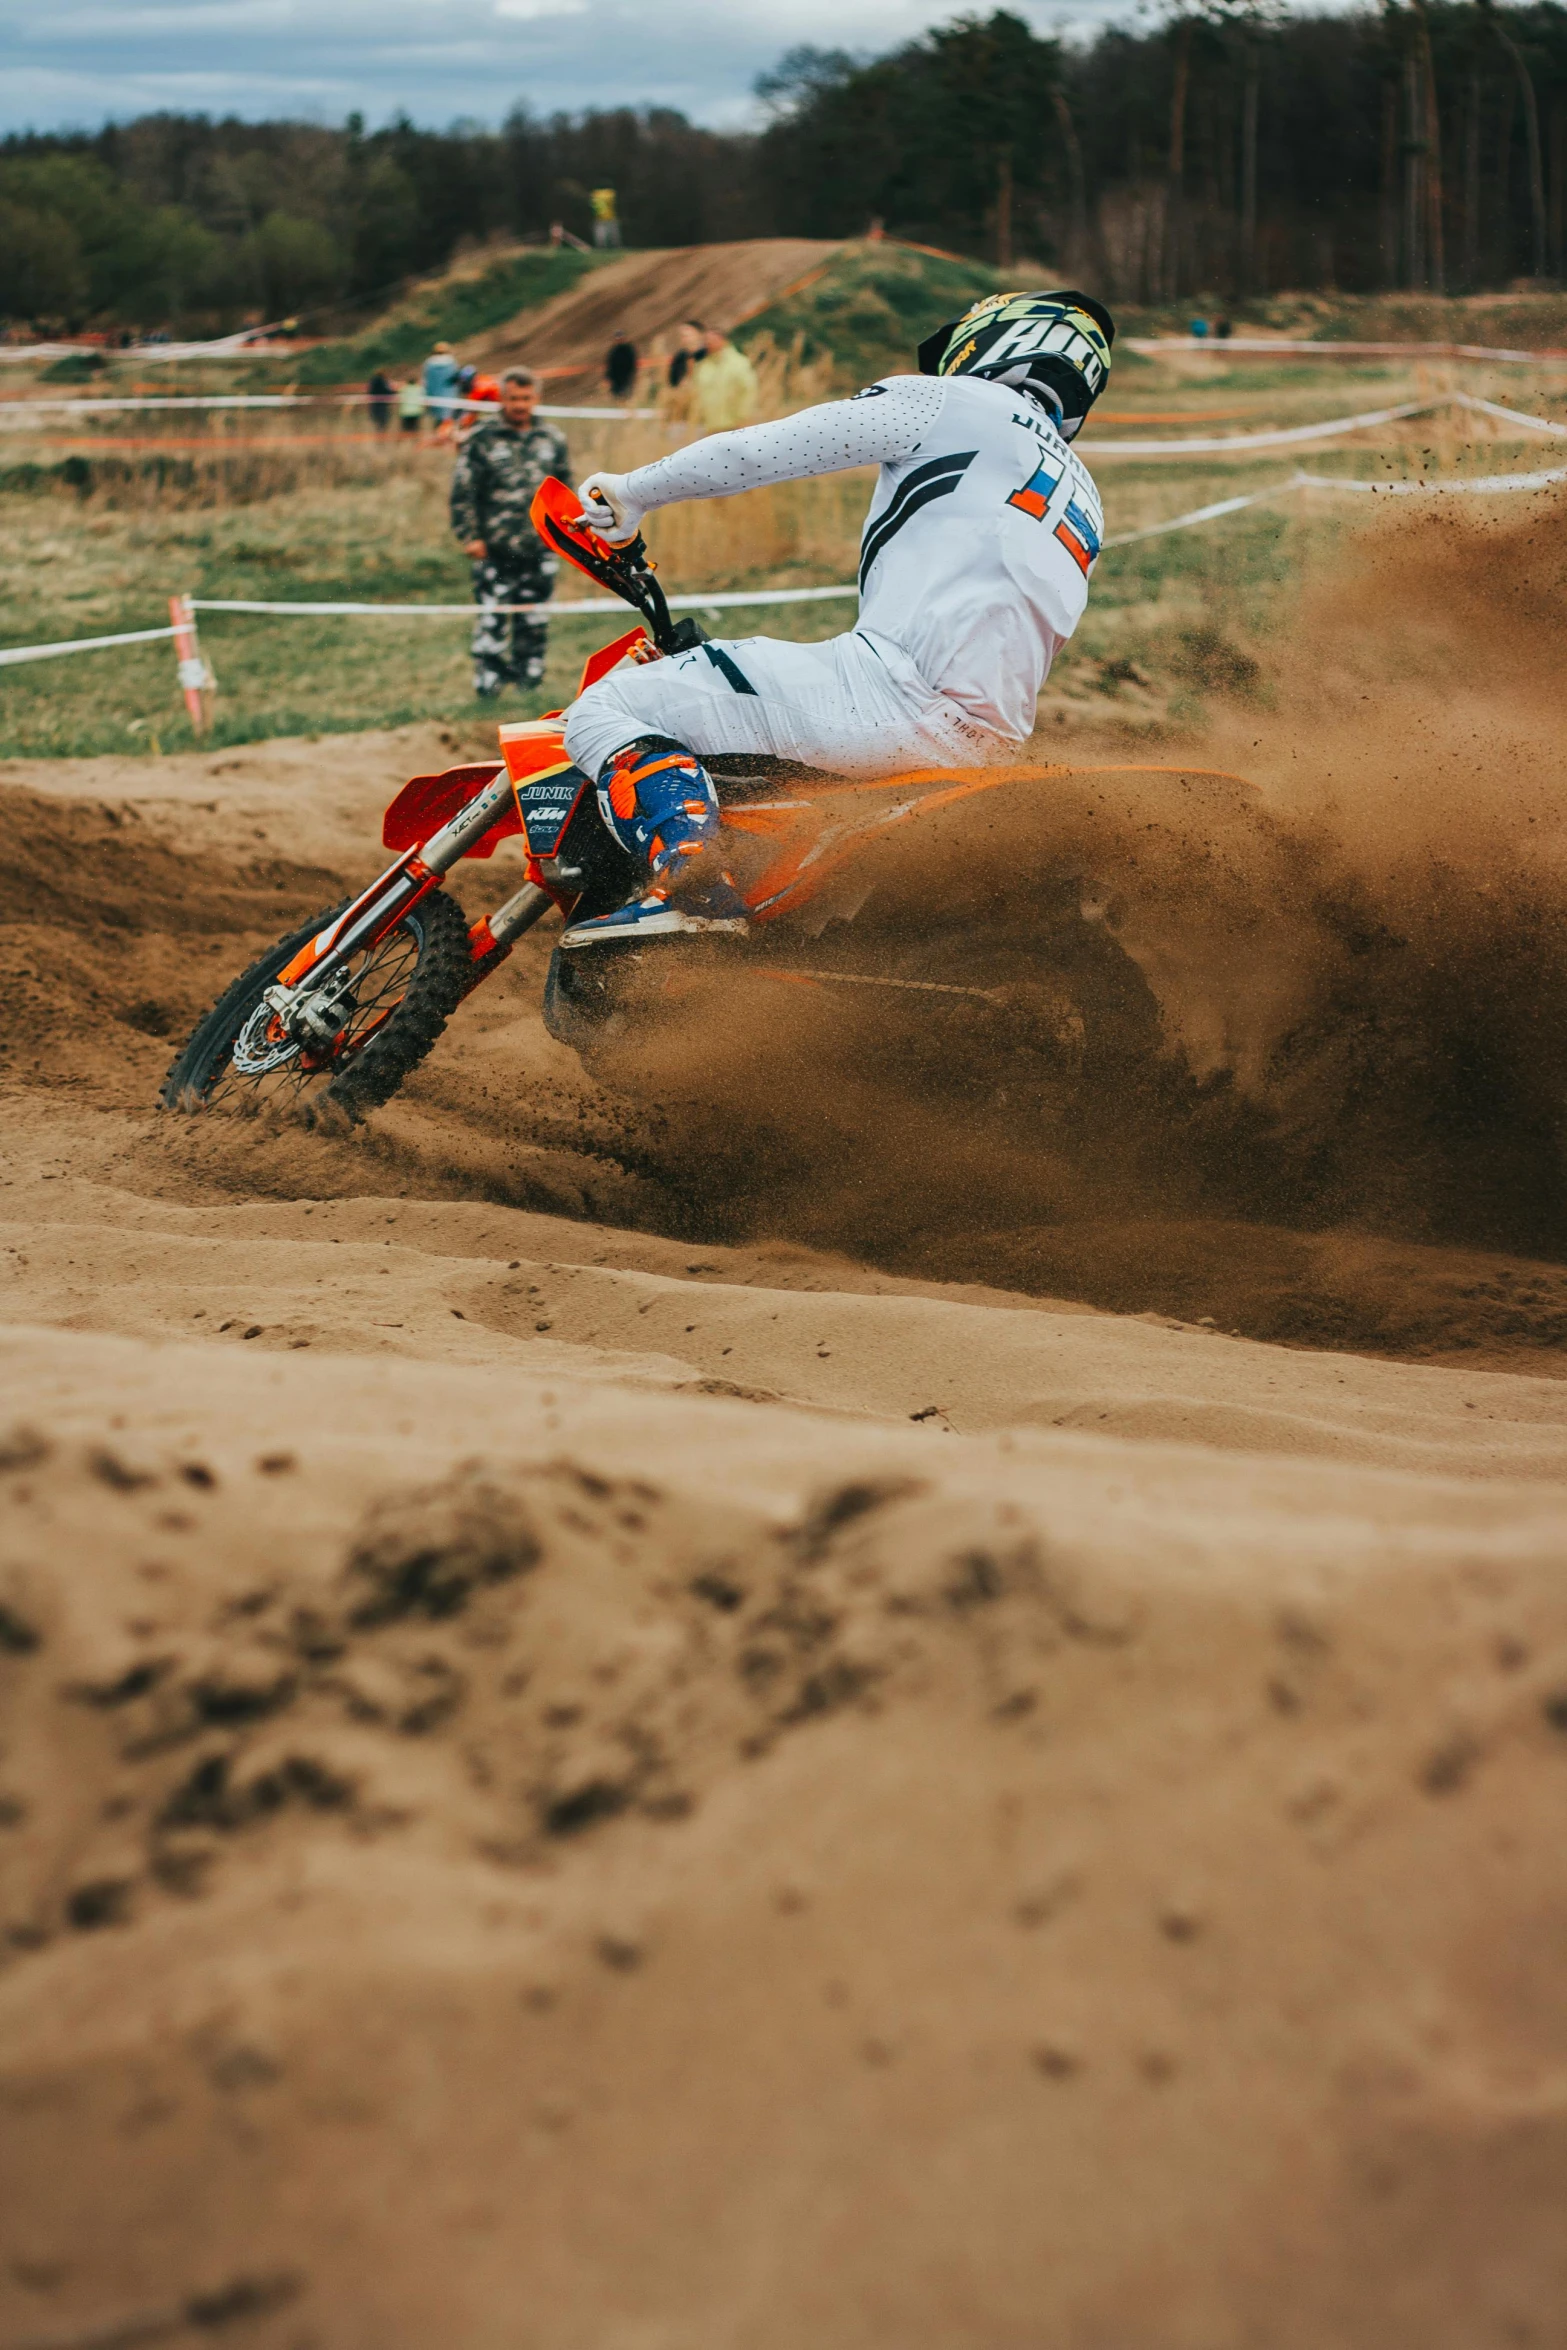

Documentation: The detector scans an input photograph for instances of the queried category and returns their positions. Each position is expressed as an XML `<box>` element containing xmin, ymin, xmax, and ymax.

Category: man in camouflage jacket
<box><xmin>449</xmin><ymin>367</ymin><xmax>572</xmax><ymax>697</ymax></box>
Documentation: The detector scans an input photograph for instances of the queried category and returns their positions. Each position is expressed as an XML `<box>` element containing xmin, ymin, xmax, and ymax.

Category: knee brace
<box><xmin>596</xmin><ymin>735</ymin><xmax>721</xmax><ymax>881</ymax></box>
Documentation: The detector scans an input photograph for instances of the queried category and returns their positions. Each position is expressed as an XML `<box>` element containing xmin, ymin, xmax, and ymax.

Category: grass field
<box><xmin>3</xmin><ymin>326</ymin><xmax>1564</xmax><ymax>762</ymax></box>
<box><xmin>261</xmin><ymin>246</ymin><xmax>607</xmax><ymax>387</ymax></box>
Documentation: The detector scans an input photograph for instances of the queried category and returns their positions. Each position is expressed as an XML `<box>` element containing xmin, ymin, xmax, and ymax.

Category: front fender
<box><xmin>382</xmin><ymin>763</ymin><xmax>522</xmax><ymax>860</ymax></box>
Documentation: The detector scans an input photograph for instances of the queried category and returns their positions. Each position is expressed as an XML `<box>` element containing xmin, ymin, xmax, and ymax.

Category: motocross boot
<box><xmin>562</xmin><ymin>735</ymin><xmax>750</xmax><ymax>948</ymax></box>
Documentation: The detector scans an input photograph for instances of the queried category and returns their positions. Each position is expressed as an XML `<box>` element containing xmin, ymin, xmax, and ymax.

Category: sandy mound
<box><xmin>470</xmin><ymin>238</ymin><xmax>841</xmax><ymax>382</ymax></box>
<box><xmin>4</xmin><ymin>493</ymin><xmax>1567</xmax><ymax>2342</ymax></box>
<box><xmin>3</xmin><ymin>1325</ymin><xmax>1566</xmax><ymax>2349</ymax></box>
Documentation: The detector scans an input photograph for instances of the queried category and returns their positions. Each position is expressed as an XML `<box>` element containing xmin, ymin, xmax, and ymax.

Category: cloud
<box><xmin>0</xmin><ymin>0</ymin><xmax>1248</xmax><ymax>135</ymax></box>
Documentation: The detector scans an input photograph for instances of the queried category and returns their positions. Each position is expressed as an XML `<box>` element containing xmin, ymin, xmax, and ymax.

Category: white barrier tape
<box><xmin>0</xmin><ymin>392</ymin><xmax>658</xmax><ymax>420</ymax></box>
<box><xmin>1127</xmin><ymin>335</ymin><xmax>1567</xmax><ymax>364</ymax></box>
<box><xmin>1109</xmin><ymin>455</ymin><xmax>1567</xmax><ymax>540</ymax></box>
<box><xmin>12</xmin><ymin>333</ymin><xmax>1561</xmax><ymax>368</ymax></box>
<box><xmin>188</xmin><ymin>584</ymin><xmax>861</xmax><ymax>618</ymax></box>
<box><xmin>1103</xmin><ymin>486</ymin><xmax>1287</xmax><ymax>546</ymax></box>
<box><xmin>0</xmin><ymin>622</ymin><xmax>180</xmax><ymax>668</ymax></box>
<box><xmin>441</xmin><ymin>398</ymin><xmax>659</xmax><ymax>419</ymax></box>
<box><xmin>1089</xmin><ymin>389</ymin><xmax>1567</xmax><ymax>458</ymax></box>
<box><xmin>1</xmin><ymin>395</ymin><xmax>302</xmax><ymax>416</ymax></box>
<box><xmin>1297</xmin><ymin>463</ymin><xmax>1567</xmax><ymax>496</ymax></box>
<box><xmin>0</xmin><ymin>333</ymin><xmax>273</xmax><ymax>364</ymax></box>
<box><xmin>0</xmin><ymin>582</ymin><xmax>863</xmax><ymax>666</ymax></box>
<box><xmin>8</xmin><ymin>388</ymin><xmax>1563</xmax><ymax>455</ymax></box>
<box><xmin>191</xmin><ymin>598</ymin><xmax>546</xmax><ymax>616</ymax></box>
<box><xmin>10</xmin><ymin>462</ymin><xmax>1565</xmax><ymax>671</ymax></box>
<box><xmin>1091</xmin><ymin>397</ymin><xmax>1436</xmax><ymax>457</ymax></box>
<box><xmin>1453</xmin><ymin>392</ymin><xmax>1567</xmax><ymax>436</ymax></box>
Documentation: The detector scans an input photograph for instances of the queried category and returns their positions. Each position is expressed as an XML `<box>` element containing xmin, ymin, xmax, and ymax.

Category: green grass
<box><xmin>738</xmin><ymin>241</ymin><xmax>1008</xmax><ymax>387</ymax></box>
<box><xmin>0</xmin><ymin>451</ymin><xmax>870</xmax><ymax>759</ymax></box>
<box><xmin>248</xmin><ymin>248</ymin><xmax>607</xmax><ymax>388</ymax></box>
<box><xmin>0</xmin><ymin>453</ymin><xmax>1311</xmax><ymax>759</ymax></box>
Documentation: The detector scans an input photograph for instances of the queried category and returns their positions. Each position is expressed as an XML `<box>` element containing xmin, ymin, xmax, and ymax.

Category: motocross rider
<box><xmin>561</xmin><ymin>289</ymin><xmax>1114</xmax><ymax>945</ymax></box>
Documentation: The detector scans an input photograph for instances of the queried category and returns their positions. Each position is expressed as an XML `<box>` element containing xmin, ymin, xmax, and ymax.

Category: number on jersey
<box><xmin>1006</xmin><ymin>456</ymin><xmax>1101</xmax><ymax>576</ymax></box>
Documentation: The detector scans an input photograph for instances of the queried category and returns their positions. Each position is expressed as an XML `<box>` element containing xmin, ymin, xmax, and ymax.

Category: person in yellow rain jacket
<box><xmin>589</xmin><ymin>187</ymin><xmax>620</xmax><ymax>249</ymax></box>
<box><xmin>691</xmin><ymin>328</ymin><xmax>757</xmax><ymax>432</ymax></box>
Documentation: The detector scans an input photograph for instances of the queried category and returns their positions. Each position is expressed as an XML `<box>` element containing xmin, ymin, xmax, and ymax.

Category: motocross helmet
<box><xmin>916</xmin><ymin>290</ymin><xmax>1115</xmax><ymax>441</ymax></box>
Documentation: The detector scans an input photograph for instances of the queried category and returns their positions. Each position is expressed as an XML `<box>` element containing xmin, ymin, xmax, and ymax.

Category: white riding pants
<box><xmin>562</xmin><ymin>626</ymin><xmax>1015</xmax><ymax>783</ymax></box>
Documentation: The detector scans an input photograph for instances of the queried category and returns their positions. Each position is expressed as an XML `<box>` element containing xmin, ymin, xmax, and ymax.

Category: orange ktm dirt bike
<box><xmin>162</xmin><ymin>479</ymin><xmax>1165</xmax><ymax>1120</ymax></box>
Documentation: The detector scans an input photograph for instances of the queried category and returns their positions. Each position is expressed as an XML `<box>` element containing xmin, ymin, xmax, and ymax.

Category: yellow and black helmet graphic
<box><xmin>916</xmin><ymin>289</ymin><xmax>1115</xmax><ymax>440</ymax></box>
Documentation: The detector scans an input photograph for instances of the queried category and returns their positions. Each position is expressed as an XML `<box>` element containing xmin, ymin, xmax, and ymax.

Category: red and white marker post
<box><xmin>168</xmin><ymin>593</ymin><xmax>211</xmax><ymax>732</ymax></box>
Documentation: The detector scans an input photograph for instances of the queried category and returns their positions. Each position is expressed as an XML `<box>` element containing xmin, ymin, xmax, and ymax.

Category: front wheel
<box><xmin>161</xmin><ymin>889</ymin><xmax>473</xmax><ymax>1119</ymax></box>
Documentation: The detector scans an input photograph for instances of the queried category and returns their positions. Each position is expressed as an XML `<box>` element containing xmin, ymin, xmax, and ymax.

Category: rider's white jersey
<box><xmin>851</xmin><ymin>376</ymin><xmax>1101</xmax><ymax>738</ymax></box>
<box><xmin>617</xmin><ymin>371</ymin><xmax>1103</xmax><ymax>743</ymax></box>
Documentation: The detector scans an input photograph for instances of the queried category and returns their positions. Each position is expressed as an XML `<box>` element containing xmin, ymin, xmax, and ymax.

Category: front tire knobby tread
<box><xmin>326</xmin><ymin>889</ymin><xmax>472</xmax><ymax>1116</ymax></box>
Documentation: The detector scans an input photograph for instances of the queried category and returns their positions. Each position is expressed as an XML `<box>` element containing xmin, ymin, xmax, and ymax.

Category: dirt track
<box><xmin>470</xmin><ymin>237</ymin><xmax>841</xmax><ymax>382</ymax></box>
<box><xmin>4</xmin><ymin>491</ymin><xmax>1567</xmax><ymax>2344</ymax></box>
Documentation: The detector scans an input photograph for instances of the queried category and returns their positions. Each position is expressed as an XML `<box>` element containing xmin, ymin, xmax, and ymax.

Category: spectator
<box><xmin>692</xmin><ymin>327</ymin><xmax>758</xmax><ymax>432</ymax></box>
<box><xmin>604</xmin><ymin>329</ymin><xmax>638</xmax><ymax>402</ymax></box>
<box><xmin>666</xmin><ymin>319</ymin><xmax>704</xmax><ymax>393</ymax></box>
<box><xmin>456</xmin><ymin>372</ymin><xmax>502</xmax><ymax>443</ymax></box>
<box><xmin>457</xmin><ymin>362</ymin><xmax>477</xmax><ymax>399</ymax></box>
<box><xmin>423</xmin><ymin>340</ymin><xmax>461</xmax><ymax>438</ymax></box>
<box><xmin>368</xmin><ymin>368</ymin><xmax>394</xmax><ymax>432</ymax></box>
<box><xmin>590</xmin><ymin>187</ymin><xmax>621</xmax><ymax>249</ymax></box>
<box><xmin>449</xmin><ymin>365</ymin><xmax>571</xmax><ymax>701</ymax></box>
<box><xmin>396</xmin><ymin>377</ymin><xmax>425</xmax><ymax>434</ymax></box>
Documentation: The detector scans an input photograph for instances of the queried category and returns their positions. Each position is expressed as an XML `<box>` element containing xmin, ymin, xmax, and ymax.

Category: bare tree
<box><xmin>1049</xmin><ymin>83</ymin><xmax>1091</xmax><ymax>276</ymax></box>
<box><xmin>1462</xmin><ymin>58</ymin><xmax>1482</xmax><ymax>285</ymax></box>
<box><xmin>1165</xmin><ymin>10</ymin><xmax>1195</xmax><ymax>298</ymax></box>
<box><xmin>1478</xmin><ymin>0</ymin><xmax>1548</xmax><ymax>278</ymax></box>
<box><xmin>1410</xmin><ymin>0</ymin><xmax>1446</xmax><ymax>289</ymax></box>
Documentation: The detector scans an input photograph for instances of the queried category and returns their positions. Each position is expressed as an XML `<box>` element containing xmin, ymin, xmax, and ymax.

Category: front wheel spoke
<box><xmin>187</xmin><ymin>908</ymin><xmax>438</xmax><ymax>1113</ymax></box>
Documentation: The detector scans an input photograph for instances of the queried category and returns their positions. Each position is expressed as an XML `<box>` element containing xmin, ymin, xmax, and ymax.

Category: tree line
<box><xmin>2</xmin><ymin>5</ymin><xmax>1563</xmax><ymax>334</ymax></box>
<box><xmin>758</xmin><ymin>3</ymin><xmax>1567</xmax><ymax>299</ymax></box>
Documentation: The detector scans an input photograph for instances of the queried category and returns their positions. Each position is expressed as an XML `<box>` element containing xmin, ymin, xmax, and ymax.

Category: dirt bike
<box><xmin>161</xmin><ymin>478</ymin><xmax>1186</xmax><ymax>1123</ymax></box>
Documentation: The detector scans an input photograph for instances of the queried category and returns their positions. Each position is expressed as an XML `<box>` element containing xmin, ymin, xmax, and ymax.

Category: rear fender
<box><xmin>382</xmin><ymin>762</ymin><xmax>521</xmax><ymax>859</ymax></box>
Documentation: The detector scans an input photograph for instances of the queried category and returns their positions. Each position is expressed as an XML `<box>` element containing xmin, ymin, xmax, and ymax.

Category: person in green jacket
<box><xmin>449</xmin><ymin>367</ymin><xmax>572</xmax><ymax>697</ymax></box>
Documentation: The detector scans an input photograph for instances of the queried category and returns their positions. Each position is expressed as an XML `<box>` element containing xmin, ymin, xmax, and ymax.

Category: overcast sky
<box><xmin>2</xmin><ymin>0</ymin><xmax>1188</xmax><ymax>139</ymax></box>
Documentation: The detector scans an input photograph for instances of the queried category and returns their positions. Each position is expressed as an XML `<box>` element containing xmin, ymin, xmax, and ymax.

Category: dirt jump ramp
<box><xmin>471</xmin><ymin>237</ymin><xmax>841</xmax><ymax>384</ymax></box>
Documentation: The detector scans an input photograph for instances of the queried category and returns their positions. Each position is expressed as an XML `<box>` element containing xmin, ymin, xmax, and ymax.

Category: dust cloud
<box><xmin>566</xmin><ymin>494</ymin><xmax>1567</xmax><ymax>1335</ymax></box>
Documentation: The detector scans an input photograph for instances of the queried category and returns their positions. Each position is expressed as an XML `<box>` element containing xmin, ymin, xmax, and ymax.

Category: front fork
<box><xmin>264</xmin><ymin>773</ymin><xmax>555</xmax><ymax>1047</ymax></box>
